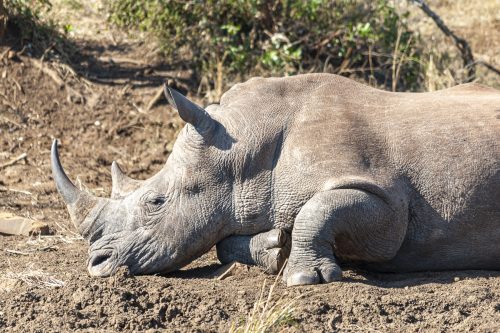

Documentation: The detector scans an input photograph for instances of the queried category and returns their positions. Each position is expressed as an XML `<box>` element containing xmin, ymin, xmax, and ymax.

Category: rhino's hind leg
<box><xmin>285</xmin><ymin>188</ymin><xmax>408</xmax><ymax>286</ymax></box>
<box><xmin>217</xmin><ymin>229</ymin><xmax>291</xmax><ymax>274</ymax></box>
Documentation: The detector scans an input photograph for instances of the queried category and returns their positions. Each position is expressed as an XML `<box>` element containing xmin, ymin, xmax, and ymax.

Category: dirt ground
<box><xmin>1</xmin><ymin>1</ymin><xmax>499</xmax><ymax>332</ymax></box>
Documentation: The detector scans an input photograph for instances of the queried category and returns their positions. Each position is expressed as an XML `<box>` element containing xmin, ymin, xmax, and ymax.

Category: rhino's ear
<box><xmin>111</xmin><ymin>161</ymin><xmax>143</xmax><ymax>199</ymax></box>
<box><xmin>164</xmin><ymin>84</ymin><xmax>214</xmax><ymax>135</ymax></box>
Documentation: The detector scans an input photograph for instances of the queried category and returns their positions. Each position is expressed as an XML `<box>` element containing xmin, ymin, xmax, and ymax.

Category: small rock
<box><xmin>0</xmin><ymin>212</ymin><xmax>32</xmax><ymax>235</ymax></box>
<box><xmin>454</xmin><ymin>277</ymin><xmax>460</xmax><ymax>282</ymax></box>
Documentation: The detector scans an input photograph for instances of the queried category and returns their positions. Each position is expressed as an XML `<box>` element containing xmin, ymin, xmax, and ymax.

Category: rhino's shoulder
<box><xmin>219</xmin><ymin>73</ymin><xmax>374</xmax><ymax>106</ymax></box>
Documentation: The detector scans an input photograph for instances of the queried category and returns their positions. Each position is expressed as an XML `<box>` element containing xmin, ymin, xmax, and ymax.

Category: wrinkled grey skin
<box><xmin>51</xmin><ymin>74</ymin><xmax>500</xmax><ymax>286</ymax></box>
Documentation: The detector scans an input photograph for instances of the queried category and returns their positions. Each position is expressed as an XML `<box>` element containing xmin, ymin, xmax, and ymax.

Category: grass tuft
<box><xmin>229</xmin><ymin>263</ymin><xmax>299</xmax><ymax>333</ymax></box>
<box><xmin>3</xmin><ymin>264</ymin><xmax>65</xmax><ymax>288</ymax></box>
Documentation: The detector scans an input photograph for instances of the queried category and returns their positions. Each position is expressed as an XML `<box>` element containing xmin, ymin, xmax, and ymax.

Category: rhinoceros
<box><xmin>51</xmin><ymin>74</ymin><xmax>500</xmax><ymax>286</ymax></box>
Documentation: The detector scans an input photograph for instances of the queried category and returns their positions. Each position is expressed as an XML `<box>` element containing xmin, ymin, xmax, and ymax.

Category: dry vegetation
<box><xmin>401</xmin><ymin>0</ymin><xmax>499</xmax><ymax>90</ymax></box>
<box><xmin>229</xmin><ymin>269</ymin><xmax>299</xmax><ymax>333</ymax></box>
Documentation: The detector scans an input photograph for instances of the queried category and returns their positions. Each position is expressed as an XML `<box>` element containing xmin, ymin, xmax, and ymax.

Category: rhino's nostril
<box><xmin>88</xmin><ymin>249</ymin><xmax>115</xmax><ymax>272</ymax></box>
<box><xmin>91</xmin><ymin>254</ymin><xmax>111</xmax><ymax>267</ymax></box>
<box><xmin>87</xmin><ymin>247</ymin><xmax>117</xmax><ymax>276</ymax></box>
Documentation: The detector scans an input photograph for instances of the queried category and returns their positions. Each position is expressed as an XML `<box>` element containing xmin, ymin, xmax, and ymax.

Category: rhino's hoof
<box><xmin>285</xmin><ymin>264</ymin><xmax>342</xmax><ymax>286</ymax></box>
<box><xmin>319</xmin><ymin>266</ymin><xmax>342</xmax><ymax>283</ymax></box>
<box><xmin>286</xmin><ymin>270</ymin><xmax>320</xmax><ymax>286</ymax></box>
<box><xmin>265</xmin><ymin>248</ymin><xmax>286</xmax><ymax>274</ymax></box>
<box><xmin>266</xmin><ymin>229</ymin><xmax>287</xmax><ymax>248</ymax></box>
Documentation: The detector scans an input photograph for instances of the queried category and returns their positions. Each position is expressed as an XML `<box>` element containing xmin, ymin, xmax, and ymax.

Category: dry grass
<box><xmin>423</xmin><ymin>53</ymin><xmax>456</xmax><ymax>91</ymax></box>
<box><xmin>229</xmin><ymin>281</ymin><xmax>297</xmax><ymax>333</ymax></box>
<box><xmin>2</xmin><ymin>263</ymin><xmax>65</xmax><ymax>288</ymax></box>
<box><xmin>229</xmin><ymin>263</ymin><xmax>300</xmax><ymax>333</ymax></box>
<box><xmin>401</xmin><ymin>0</ymin><xmax>500</xmax><ymax>90</ymax></box>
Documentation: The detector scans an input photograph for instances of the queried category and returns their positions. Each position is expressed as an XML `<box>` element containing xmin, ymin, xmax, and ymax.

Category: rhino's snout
<box><xmin>87</xmin><ymin>249</ymin><xmax>115</xmax><ymax>277</ymax></box>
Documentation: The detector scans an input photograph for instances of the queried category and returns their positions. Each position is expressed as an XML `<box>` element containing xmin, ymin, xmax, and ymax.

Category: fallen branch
<box><xmin>476</xmin><ymin>61</ymin><xmax>500</xmax><ymax>76</ymax></box>
<box><xmin>411</xmin><ymin>0</ymin><xmax>475</xmax><ymax>81</ymax></box>
<box><xmin>5</xmin><ymin>249</ymin><xmax>30</xmax><ymax>256</ymax></box>
<box><xmin>216</xmin><ymin>262</ymin><xmax>238</xmax><ymax>280</ymax></box>
<box><xmin>0</xmin><ymin>186</ymin><xmax>32</xmax><ymax>195</ymax></box>
<box><xmin>145</xmin><ymin>85</ymin><xmax>165</xmax><ymax>111</ymax></box>
<box><xmin>5</xmin><ymin>245</ymin><xmax>58</xmax><ymax>256</ymax></box>
<box><xmin>30</xmin><ymin>58</ymin><xmax>65</xmax><ymax>89</ymax></box>
<box><xmin>0</xmin><ymin>152</ymin><xmax>27</xmax><ymax>169</ymax></box>
<box><xmin>98</xmin><ymin>56</ymin><xmax>148</xmax><ymax>66</ymax></box>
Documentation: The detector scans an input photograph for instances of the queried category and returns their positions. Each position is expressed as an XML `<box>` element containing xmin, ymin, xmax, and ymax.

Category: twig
<box><xmin>476</xmin><ymin>61</ymin><xmax>500</xmax><ymax>76</ymax></box>
<box><xmin>0</xmin><ymin>91</ymin><xmax>18</xmax><ymax>110</ymax></box>
<box><xmin>30</xmin><ymin>58</ymin><xmax>65</xmax><ymax>89</ymax></box>
<box><xmin>98</xmin><ymin>56</ymin><xmax>148</xmax><ymax>66</ymax></box>
<box><xmin>0</xmin><ymin>47</ymin><xmax>11</xmax><ymax>61</ymax></box>
<box><xmin>145</xmin><ymin>85</ymin><xmax>165</xmax><ymax>111</ymax></box>
<box><xmin>0</xmin><ymin>186</ymin><xmax>32</xmax><ymax>195</ymax></box>
<box><xmin>5</xmin><ymin>249</ymin><xmax>30</xmax><ymax>256</ymax></box>
<box><xmin>132</xmin><ymin>102</ymin><xmax>146</xmax><ymax>114</ymax></box>
<box><xmin>0</xmin><ymin>152</ymin><xmax>27</xmax><ymax>169</ymax></box>
<box><xmin>392</xmin><ymin>28</ymin><xmax>402</xmax><ymax>92</ymax></box>
<box><xmin>10</xmin><ymin>77</ymin><xmax>24</xmax><ymax>94</ymax></box>
<box><xmin>394</xmin><ymin>35</ymin><xmax>414</xmax><ymax>92</ymax></box>
<box><xmin>40</xmin><ymin>43</ymin><xmax>55</xmax><ymax>63</ymax></box>
<box><xmin>216</xmin><ymin>262</ymin><xmax>238</xmax><ymax>280</ymax></box>
<box><xmin>52</xmin><ymin>220</ymin><xmax>83</xmax><ymax>239</ymax></box>
<box><xmin>411</xmin><ymin>0</ymin><xmax>475</xmax><ymax>81</ymax></box>
<box><xmin>0</xmin><ymin>115</ymin><xmax>22</xmax><ymax>127</ymax></box>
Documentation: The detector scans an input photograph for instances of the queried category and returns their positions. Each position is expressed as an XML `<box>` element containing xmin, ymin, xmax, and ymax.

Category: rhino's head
<box><xmin>52</xmin><ymin>87</ymin><xmax>236</xmax><ymax>276</ymax></box>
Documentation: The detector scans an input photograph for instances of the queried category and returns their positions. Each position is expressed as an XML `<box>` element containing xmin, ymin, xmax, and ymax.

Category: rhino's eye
<box><xmin>148</xmin><ymin>196</ymin><xmax>166</xmax><ymax>206</ymax></box>
<box><xmin>141</xmin><ymin>192</ymin><xmax>166</xmax><ymax>212</ymax></box>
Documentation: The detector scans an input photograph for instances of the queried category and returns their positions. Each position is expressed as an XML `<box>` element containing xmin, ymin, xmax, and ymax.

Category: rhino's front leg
<box><xmin>216</xmin><ymin>229</ymin><xmax>291</xmax><ymax>274</ymax></box>
<box><xmin>285</xmin><ymin>188</ymin><xmax>408</xmax><ymax>286</ymax></box>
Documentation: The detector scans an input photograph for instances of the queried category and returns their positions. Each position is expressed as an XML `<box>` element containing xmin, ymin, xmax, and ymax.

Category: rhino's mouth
<box><xmin>87</xmin><ymin>249</ymin><xmax>115</xmax><ymax>276</ymax></box>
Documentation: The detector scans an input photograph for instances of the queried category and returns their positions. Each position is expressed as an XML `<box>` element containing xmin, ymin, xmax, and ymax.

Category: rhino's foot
<box><xmin>251</xmin><ymin>229</ymin><xmax>291</xmax><ymax>274</ymax></box>
<box><xmin>284</xmin><ymin>186</ymin><xmax>408</xmax><ymax>287</ymax></box>
<box><xmin>216</xmin><ymin>229</ymin><xmax>291</xmax><ymax>274</ymax></box>
<box><xmin>284</xmin><ymin>246</ymin><xmax>342</xmax><ymax>286</ymax></box>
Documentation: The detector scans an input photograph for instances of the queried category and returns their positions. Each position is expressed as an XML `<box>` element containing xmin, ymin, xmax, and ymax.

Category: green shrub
<box><xmin>3</xmin><ymin>0</ymin><xmax>72</xmax><ymax>58</ymax></box>
<box><xmin>109</xmin><ymin>0</ymin><xmax>424</xmax><ymax>95</ymax></box>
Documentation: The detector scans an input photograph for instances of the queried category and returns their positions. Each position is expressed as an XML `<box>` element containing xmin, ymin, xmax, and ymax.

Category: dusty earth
<box><xmin>1</xmin><ymin>1</ymin><xmax>499</xmax><ymax>332</ymax></box>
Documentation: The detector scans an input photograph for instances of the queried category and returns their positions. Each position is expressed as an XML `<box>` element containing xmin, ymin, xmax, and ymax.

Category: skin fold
<box><xmin>51</xmin><ymin>73</ymin><xmax>500</xmax><ymax>286</ymax></box>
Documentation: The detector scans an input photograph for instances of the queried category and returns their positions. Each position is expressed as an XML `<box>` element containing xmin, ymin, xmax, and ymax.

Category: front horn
<box><xmin>51</xmin><ymin>139</ymin><xmax>101</xmax><ymax>229</ymax></box>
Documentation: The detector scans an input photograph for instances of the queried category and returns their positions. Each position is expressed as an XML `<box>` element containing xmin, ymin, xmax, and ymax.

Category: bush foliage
<box><xmin>109</xmin><ymin>0</ymin><xmax>423</xmax><ymax>95</ymax></box>
<box><xmin>3</xmin><ymin>0</ymin><xmax>73</xmax><ymax>58</ymax></box>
